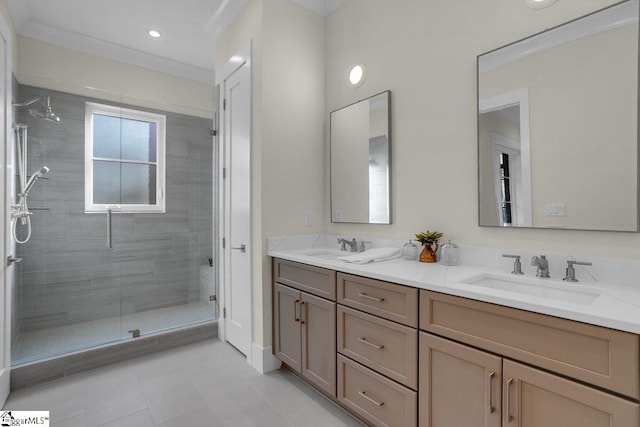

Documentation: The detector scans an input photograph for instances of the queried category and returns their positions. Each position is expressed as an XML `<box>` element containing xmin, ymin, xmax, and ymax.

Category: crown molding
<box><xmin>292</xmin><ymin>0</ymin><xmax>346</xmax><ymax>16</ymax></box>
<box><xmin>480</xmin><ymin>0</ymin><xmax>638</xmax><ymax>73</ymax></box>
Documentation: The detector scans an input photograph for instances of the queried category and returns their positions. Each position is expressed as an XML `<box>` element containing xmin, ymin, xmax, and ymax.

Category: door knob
<box><xmin>231</xmin><ymin>244</ymin><xmax>246</xmax><ymax>253</ymax></box>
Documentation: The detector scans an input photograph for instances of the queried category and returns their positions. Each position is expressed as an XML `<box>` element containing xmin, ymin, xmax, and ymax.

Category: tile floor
<box><xmin>3</xmin><ymin>338</ymin><xmax>363</xmax><ymax>427</ymax></box>
<box><xmin>13</xmin><ymin>302</ymin><xmax>215</xmax><ymax>365</ymax></box>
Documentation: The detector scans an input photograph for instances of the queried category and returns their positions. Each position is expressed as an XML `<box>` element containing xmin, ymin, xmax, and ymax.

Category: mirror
<box><xmin>331</xmin><ymin>91</ymin><xmax>391</xmax><ymax>224</ymax></box>
<box><xmin>478</xmin><ymin>0</ymin><xmax>639</xmax><ymax>231</ymax></box>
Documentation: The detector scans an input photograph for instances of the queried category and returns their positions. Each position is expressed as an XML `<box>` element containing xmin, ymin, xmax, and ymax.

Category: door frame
<box><xmin>491</xmin><ymin>132</ymin><xmax>524</xmax><ymax>226</ymax></box>
<box><xmin>0</xmin><ymin>9</ymin><xmax>12</xmax><ymax>407</ymax></box>
<box><xmin>217</xmin><ymin>41</ymin><xmax>253</xmax><ymax>364</ymax></box>
<box><xmin>479</xmin><ymin>88</ymin><xmax>532</xmax><ymax>227</ymax></box>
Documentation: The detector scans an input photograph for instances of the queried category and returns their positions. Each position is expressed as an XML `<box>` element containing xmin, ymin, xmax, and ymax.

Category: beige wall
<box><xmin>17</xmin><ymin>37</ymin><xmax>213</xmax><ymax>118</ymax></box>
<box><xmin>480</xmin><ymin>25</ymin><xmax>637</xmax><ymax>230</ymax></box>
<box><xmin>215</xmin><ymin>0</ymin><xmax>325</xmax><ymax>347</ymax></box>
<box><xmin>325</xmin><ymin>0</ymin><xmax>640</xmax><ymax>259</ymax></box>
<box><xmin>216</xmin><ymin>0</ymin><xmax>640</xmax><ymax>350</ymax></box>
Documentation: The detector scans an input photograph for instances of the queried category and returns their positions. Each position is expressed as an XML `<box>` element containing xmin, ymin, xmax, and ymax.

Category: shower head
<box><xmin>22</xmin><ymin>166</ymin><xmax>49</xmax><ymax>196</ymax></box>
<box><xmin>13</xmin><ymin>96</ymin><xmax>60</xmax><ymax>123</ymax></box>
<box><xmin>28</xmin><ymin>96</ymin><xmax>60</xmax><ymax>122</ymax></box>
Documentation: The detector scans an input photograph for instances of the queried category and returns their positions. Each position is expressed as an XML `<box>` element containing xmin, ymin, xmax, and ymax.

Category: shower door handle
<box><xmin>7</xmin><ymin>256</ymin><xmax>23</xmax><ymax>266</ymax></box>
<box><xmin>106</xmin><ymin>209</ymin><xmax>113</xmax><ymax>249</ymax></box>
<box><xmin>231</xmin><ymin>244</ymin><xmax>246</xmax><ymax>253</ymax></box>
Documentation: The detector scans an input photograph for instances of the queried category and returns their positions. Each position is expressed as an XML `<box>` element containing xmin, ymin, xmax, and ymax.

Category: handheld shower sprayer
<box><xmin>22</xmin><ymin>166</ymin><xmax>49</xmax><ymax>197</ymax></box>
<box><xmin>12</xmin><ymin>164</ymin><xmax>49</xmax><ymax>243</ymax></box>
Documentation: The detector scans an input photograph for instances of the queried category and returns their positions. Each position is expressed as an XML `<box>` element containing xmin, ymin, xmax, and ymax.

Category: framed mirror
<box><xmin>478</xmin><ymin>0</ymin><xmax>639</xmax><ymax>231</ymax></box>
<box><xmin>331</xmin><ymin>91</ymin><xmax>391</xmax><ymax>224</ymax></box>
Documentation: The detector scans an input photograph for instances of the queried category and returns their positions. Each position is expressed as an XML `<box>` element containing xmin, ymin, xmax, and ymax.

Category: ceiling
<box><xmin>7</xmin><ymin>0</ymin><xmax>346</xmax><ymax>84</ymax></box>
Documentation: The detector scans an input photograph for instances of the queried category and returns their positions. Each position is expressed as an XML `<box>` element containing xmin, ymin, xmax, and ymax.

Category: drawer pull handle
<box><xmin>358</xmin><ymin>337</ymin><xmax>384</xmax><ymax>349</ymax></box>
<box><xmin>488</xmin><ymin>371</ymin><xmax>495</xmax><ymax>414</ymax></box>
<box><xmin>358</xmin><ymin>292</ymin><xmax>385</xmax><ymax>302</ymax></box>
<box><xmin>293</xmin><ymin>300</ymin><xmax>300</xmax><ymax>322</ymax></box>
<box><xmin>300</xmin><ymin>301</ymin><xmax>306</xmax><ymax>325</ymax></box>
<box><xmin>358</xmin><ymin>391</ymin><xmax>384</xmax><ymax>406</ymax></box>
<box><xmin>506</xmin><ymin>378</ymin><xmax>514</xmax><ymax>422</ymax></box>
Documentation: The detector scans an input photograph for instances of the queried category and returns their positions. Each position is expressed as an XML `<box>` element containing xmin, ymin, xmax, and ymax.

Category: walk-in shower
<box><xmin>10</xmin><ymin>85</ymin><xmax>218</xmax><ymax>368</ymax></box>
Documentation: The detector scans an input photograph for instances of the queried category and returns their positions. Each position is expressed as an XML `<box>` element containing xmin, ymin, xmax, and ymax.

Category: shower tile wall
<box><xmin>15</xmin><ymin>85</ymin><xmax>216</xmax><ymax>332</ymax></box>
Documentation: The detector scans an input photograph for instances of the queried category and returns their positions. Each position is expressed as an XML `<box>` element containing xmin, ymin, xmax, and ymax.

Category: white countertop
<box><xmin>268</xmin><ymin>247</ymin><xmax>640</xmax><ymax>335</ymax></box>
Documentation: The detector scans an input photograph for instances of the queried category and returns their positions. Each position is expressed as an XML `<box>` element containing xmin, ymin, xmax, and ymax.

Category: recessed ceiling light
<box><xmin>148</xmin><ymin>30</ymin><xmax>161</xmax><ymax>38</ymax></box>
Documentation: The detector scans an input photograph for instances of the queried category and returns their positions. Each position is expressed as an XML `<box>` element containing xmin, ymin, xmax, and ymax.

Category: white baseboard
<box><xmin>251</xmin><ymin>343</ymin><xmax>281</xmax><ymax>374</ymax></box>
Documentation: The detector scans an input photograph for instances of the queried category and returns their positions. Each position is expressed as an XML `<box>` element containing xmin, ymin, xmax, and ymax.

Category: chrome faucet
<box><xmin>502</xmin><ymin>254</ymin><xmax>524</xmax><ymax>275</ymax></box>
<box><xmin>337</xmin><ymin>237</ymin><xmax>358</xmax><ymax>252</ymax></box>
<box><xmin>530</xmin><ymin>255</ymin><xmax>550</xmax><ymax>278</ymax></box>
<box><xmin>358</xmin><ymin>240</ymin><xmax>371</xmax><ymax>252</ymax></box>
<box><xmin>563</xmin><ymin>260</ymin><xmax>592</xmax><ymax>282</ymax></box>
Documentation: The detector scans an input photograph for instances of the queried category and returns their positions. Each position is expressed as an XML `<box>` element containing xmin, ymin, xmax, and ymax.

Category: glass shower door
<box><xmin>11</xmin><ymin>83</ymin><xmax>217</xmax><ymax>366</ymax></box>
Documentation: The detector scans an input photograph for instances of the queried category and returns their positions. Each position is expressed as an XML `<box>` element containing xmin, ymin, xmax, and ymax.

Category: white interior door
<box><xmin>221</xmin><ymin>44</ymin><xmax>252</xmax><ymax>357</ymax></box>
<box><xmin>0</xmin><ymin>11</ymin><xmax>12</xmax><ymax>407</ymax></box>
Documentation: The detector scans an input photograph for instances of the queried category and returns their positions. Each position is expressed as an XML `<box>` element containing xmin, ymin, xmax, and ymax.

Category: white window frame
<box><xmin>85</xmin><ymin>102</ymin><xmax>166</xmax><ymax>213</ymax></box>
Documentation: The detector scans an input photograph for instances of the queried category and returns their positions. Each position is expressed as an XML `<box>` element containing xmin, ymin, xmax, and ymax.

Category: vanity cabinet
<box><xmin>419</xmin><ymin>332</ymin><xmax>502</xmax><ymax>427</ymax></box>
<box><xmin>419</xmin><ymin>332</ymin><xmax>639</xmax><ymax>427</ymax></box>
<box><xmin>336</xmin><ymin>272</ymin><xmax>419</xmax><ymax>426</ymax></box>
<box><xmin>273</xmin><ymin>260</ymin><xmax>337</xmax><ymax>397</ymax></box>
<box><xmin>419</xmin><ymin>290</ymin><xmax>640</xmax><ymax>399</ymax></box>
<box><xmin>419</xmin><ymin>290</ymin><xmax>640</xmax><ymax>426</ymax></box>
<box><xmin>271</xmin><ymin>258</ymin><xmax>640</xmax><ymax>427</ymax></box>
<box><xmin>502</xmin><ymin>359</ymin><xmax>639</xmax><ymax>427</ymax></box>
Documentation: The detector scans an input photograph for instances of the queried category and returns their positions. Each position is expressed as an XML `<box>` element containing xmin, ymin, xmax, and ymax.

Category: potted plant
<box><xmin>415</xmin><ymin>230</ymin><xmax>444</xmax><ymax>263</ymax></box>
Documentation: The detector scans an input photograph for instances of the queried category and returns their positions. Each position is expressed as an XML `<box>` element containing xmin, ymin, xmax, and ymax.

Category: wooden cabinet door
<box><xmin>301</xmin><ymin>292</ymin><xmax>336</xmax><ymax>397</ymax></box>
<box><xmin>419</xmin><ymin>332</ymin><xmax>502</xmax><ymax>427</ymax></box>
<box><xmin>503</xmin><ymin>360</ymin><xmax>640</xmax><ymax>427</ymax></box>
<box><xmin>273</xmin><ymin>283</ymin><xmax>302</xmax><ymax>372</ymax></box>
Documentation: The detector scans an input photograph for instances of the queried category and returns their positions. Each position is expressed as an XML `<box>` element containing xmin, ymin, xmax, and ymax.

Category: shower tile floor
<box><xmin>3</xmin><ymin>338</ymin><xmax>362</xmax><ymax>426</ymax></box>
<box><xmin>12</xmin><ymin>302</ymin><xmax>215</xmax><ymax>365</ymax></box>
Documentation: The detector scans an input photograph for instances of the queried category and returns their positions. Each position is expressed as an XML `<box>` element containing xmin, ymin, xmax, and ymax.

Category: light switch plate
<box><xmin>304</xmin><ymin>210</ymin><xmax>312</xmax><ymax>226</ymax></box>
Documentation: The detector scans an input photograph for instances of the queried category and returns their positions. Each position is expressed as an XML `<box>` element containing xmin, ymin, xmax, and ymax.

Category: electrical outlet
<box><xmin>304</xmin><ymin>210</ymin><xmax>312</xmax><ymax>226</ymax></box>
<box><xmin>545</xmin><ymin>203</ymin><xmax>566</xmax><ymax>217</ymax></box>
<box><xmin>335</xmin><ymin>210</ymin><xmax>342</xmax><ymax>221</ymax></box>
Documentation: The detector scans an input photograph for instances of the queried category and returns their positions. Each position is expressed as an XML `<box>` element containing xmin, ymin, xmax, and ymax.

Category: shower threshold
<box><xmin>12</xmin><ymin>301</ymin><xmax>216</xmax><ymax>366</ymax></box>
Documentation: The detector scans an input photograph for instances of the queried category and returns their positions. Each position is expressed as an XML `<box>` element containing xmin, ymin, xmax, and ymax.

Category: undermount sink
<box><xmin>460</xmin><ymin>273</ymin><xmax>600</xmax><ymax>305</ymax></box>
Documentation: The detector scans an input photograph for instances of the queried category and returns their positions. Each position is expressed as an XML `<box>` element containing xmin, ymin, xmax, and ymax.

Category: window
<box><xmin>85</xmin><ymin>102</ymin><xmax>166</xmax><ymax>213</ymax></box>
<box><xmin>499</xmin><ymin>152</ymin><xmax>513</xmax><ymax>226</ymax></box>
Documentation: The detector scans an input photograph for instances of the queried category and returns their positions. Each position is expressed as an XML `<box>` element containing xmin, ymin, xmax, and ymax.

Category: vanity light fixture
<box><xmin>148</xmin><ymin>29</ymin><xmax>161</xmax><ymax>38</ymax></box>
<box><xmin>349</xmin><ymin>64</ymin><xmax>366</xmax><ymax>87</ymax></box>
<box><xmin>525</xmin><ymin>0</ymin><xmax>558</xmax><ymax>10</ymax></box>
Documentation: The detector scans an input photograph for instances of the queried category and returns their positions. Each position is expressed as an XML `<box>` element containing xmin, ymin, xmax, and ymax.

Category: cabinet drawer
<box><xmin>273</xmin><ymin>258</ymin><xmax>336</xmax><ymax>300</ymax></box>
<box><xmin>338</xmin><ymin>305</ymin><xmax>418</xmax><ymax>389</ymax></box>
<box><xmin>420</xmin><ymin>290</ymin><xmax>640</xmax><ymax>399</ymax></box>
<box><xmin>337</xmin><ymin>273</ymin><xmax>418</xmax><ymax>327</ymax></box>
<box><xmin>338</xmin><ymin>354</ymin><xmax>417</xmax><ymax>427</ymax></box>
